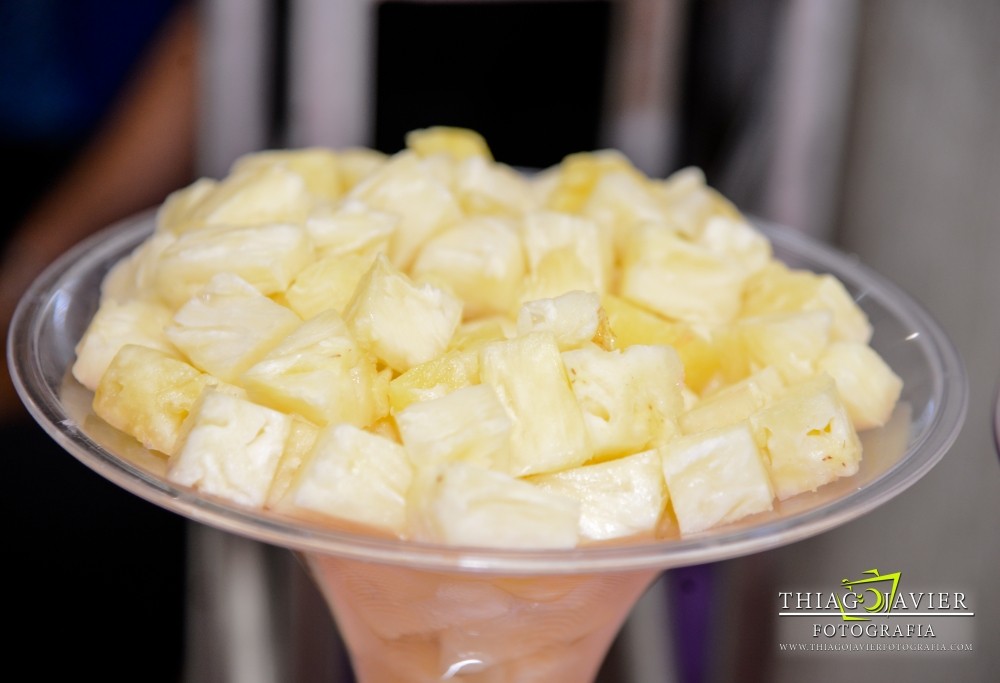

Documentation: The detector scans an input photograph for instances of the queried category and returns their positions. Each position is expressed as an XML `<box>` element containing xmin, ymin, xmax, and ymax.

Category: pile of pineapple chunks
<box><xmin>73</xmin><ymin>127</ymin><xmax>902</xmax><ymax>548</ymax></box>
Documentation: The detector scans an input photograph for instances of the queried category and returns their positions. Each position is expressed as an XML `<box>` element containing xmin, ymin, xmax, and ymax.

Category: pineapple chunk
<box><xmin>100</xmin><ymin>231</ymin><xmax>178</xmax><ymax>303</ymax></box>
<box><xmin>409</xmin><ymin>463</ymin><xmax>580</xmax><ymax>549</ymax></box>
<box><xmin>241</xmin><ymin>309</ymin><xmax>386</xmax><ymax>427</ymax></box>
<box><xmin>725</xmin><ymin>311</ymin><xmax>832</xmax><ymax>383</ymax></box>
<box><xmin>620</xmin><ymin>224</ymin><xmax>750</xmax><ymax>325</ymax></box>
<box><xmin>230</xmin><ymin>147</ymin><xmax>341</xmax><ymax>202</ymax></box>
<box><xmin>411</xmin><ymin>216</ymin><xmax>525</xmax><ymax>317</ymax></box>
<box><xmin>816</xmin><ymin>341</ymin><xmax>903</xmax><ymax>430</ymax></box>
<box><xmin>582</xmin><ymin>170</ymin><xmax>668</xmax><ymax>251</ymax></box>
<box><xmin>679</xmin><ymin>367</ymin><xmax>784</xmax><ymax>435</ymax></box>
<box><xmin>697</xmin><ymin>216</ymin><xmax>771</xmax><ymax>274</ymax></box>
<box><xmin>304</xmin><ymin>200</ymin><xmax>396</xmax><ymax>260</ymax></box>
<box><xmin>530</xmin><ymin>449</ymin><xmax>667</xmax><ymax>541</ymax></box>
<box><xmin>545</xmin><ymin>149</ymin><xmax>644</xmax><ymax>213</ymax></box>
<box><xmin>750</xmin><ymin>375</ymin><xmax>862</xmax><ymax>500</ymax></box>
<box><xmin>406</xmin><ymin>126</ymin><xmax>493</xmax><ymax>161</ymax></box>
<box><xmin>266</xmin><ymin>418</ymin><xmax>321</xmax><ymax>510</ymax></box>
<box><xmin>348</xmin><ymin>152</ymin><xmax>462</xmax><ymax>268</ymax></box>
<box><xmin>289</xmin><ymin>424</ymin><xmax>413</xmax><ymax>535</ymax></box>
<box><xmin>93</xmin><ymin>345</ymin><xmax>222</xmax><ymax>455</ymax></box>
<box><xmin>479</xmin><ymin>333</ymin><xmax>590</xmax><ymax>476</ymax></box>
<box><xmin>185</xmin><ymin>164</ymin><xmax>312</xmax><ymax>228</ymax></box>
<box><xmin>282</xmin><ymin>251</ymin><xmax>377</xmax><ymax>319</ymax></box>
<box><xmin>519</xmin><ymin>246</ymin><xmax>602</xmax><ymax>305</ymax></box>
<box><xmin>653</xmin><ymin>166</ymin><xmax>742</xmax><ymax>238</ymax></box>
<box><xmin>562</xmin><ymin>345</ymin><xmax>684</xmax><ymax>459</ymax></box>
<box><xmin>156</xmin><ymin>178</ymin><xmax>218</xmax><ymax>234</ymax></box>
<box><xmin>168</xmin><ymin>389</ymin><xmax>292</xmax><ymax>507</ymax></box>
<box><xmin>73</xmin><ymin>298</ymin><xmax>176</xmax><ymax>391</ymax></box>
<box><xmin>454</xmin><ymin>155</ymin><xmax>535</xmax><ymax>217</ymax></box>
<box><xmin>742</xmin><ymin>262</ymin><xmax>872</xmax><ymax>343</ymax></box>
<box><xmin>601</xmin><ymin>293</ymin><xmax>721</xmax><ymax>392</ymax></box>
<box><xmin>448</xmin><ymin>316</ymin><xmax>514</xmax><ymax>351</ymax></box>
<box><xmin>335</xmin><ymin>147</ymin><xmax>388</xmax><ymax>192</ymax></box>
<box><xmin>344</xmin><ymin>254</ymin><xmax>462</xmax><ymax>372</ymax></box>
<box><xmin>396</xmin><ymin>384</ymin><xmax>511</xmax><ymax>471</ymax></box>
<box><xmin>152</xmin><ymin>222</ymin><xmax>314</xmax><ymax>309</ymax></box>
<box><xmin>521</xmin><ymin>211</ymin><xmax>611</xmax><ymax>294</ymax></box>
<box><xmin>166</xmin><ymin>273</ymin><xmax>301</xmax><ymax>383</ymax></box>
<box><xmin>516</xmin><ymin>291</ymin><xmax>612</xmax><ymax>351</ymax></box>
<box><xmin>660</xmin><ymin>422</ymin><xmax>775</xmax><ymax>535</ymax></box>
<box><xmin>388</xmin><ymin>349</ymin><xmax>480</xmax><ymax>413</ymax></box>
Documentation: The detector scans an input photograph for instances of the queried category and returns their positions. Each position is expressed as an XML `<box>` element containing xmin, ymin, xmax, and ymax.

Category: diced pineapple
<box><xmin>166</xmin><ymin>273</ymin><xmax>301</xmax><ymax>383</ymax></box>
<box><xmin>406</xmin><ymin>126</ymin><xmax>493</xmax><ymax>161</ymax></box>
<box><xmin>725</xmin><ymin>311</ymin><xmax>832</xmax><ymax>383</ymax></box>
<box><xmin>168</xmin><ymin>389</ymin><xmax>292</xmax><ymax>507</ymax></box>
<box><xmin>408</xmin><ymin>462</ymin><xmax>580</xmax><ymax>549</ymax></box>
<box><xmin>396</xmin><ymin>384</ymin><xmax>511</xmax><ymax>471</ymax></box>
<box><xmin>653</xmin><ymin>166</ymin><xmax>742</xmax><ymax>238</ymax></box>
<box><xmin>230</xmin><ymin>147</ymin><xmax>341</xmax><ymax>202</ymax></box>
<box><xmin>697</xmin><ymin>216</ymin><xmax>771</xmax><ymax>274</ymax></box>
<box><xmin>73</xmin><ymin>298</ymin><xmax>176</xmax><ymax>391</ymax></box>
<box><xmin>749</xmin><ymin>375</ymin><xmax>862</xmax><ymax>500</ymax></box>
<box><xmin>562</xmin><ymin>345</ymin><xmax>684</xmax><ymax>460</ymax></box>
<box><xmin>185</xmin><ymin>164</ymin><xmax>311</xmax><ymax>228</ymax></box>
<box><xmin>266</xmin><ymin>418</ymin><xmax>321</xmax><ymax>510</ymax></box>
<box><xmin>282</xmin><ymin>251</ymin><xmax>377</xmax><ymax>319</ymax></box>
<box><xmin>660</xmin><ymin>422</ymin><xmax>774</xmax><ymax>535</ymax></box>
<box><xmin>581</xmin><ymin>170</ymin><xmax>668</xmax><ymax>252</ymax></box>
<box><xmin>479</xmin><ymin>333</ymin><xmax>590</xmax><ymax>476</ymax></box>
<box><xmin>516</xmin><ymin>291</ymin><xmax>612</xmax><ymax>351</ymax></box>
<box><xmin>344</xmin><ymin>254</ymin><xmax>462</xmax><ymax>372</ymax></box>
<box><xmin>544</xmin><ymin>149</ymin><xmax>644</xmax><ymax>213</ymax></box>
<box><xmin>448</xmin><ymin>316</ymin><xmax>514</xmax><ymax>351</ymax></box>
<box><xmin>520</xmin><ymin>211</ymin><xmax>612</xmax><ymax>294</ymax></box>
<box><xmin>601</xmin><ymin>293</ymin><xmax>721</xmax><ymax>392</ymax></box>
<box><xmin>388</xmin><ymin>349</ymin><xmax>480</xmax><ymax>413</ymax></box>
<box><xmin>411</xmin><ymin>216</ymin><xmax>525</xmax><ymax>317</ymax></box>
<box><xmin>289</xmin><ymin>424</ymin><xmax>413</xmax><ymax>535</ymax></box>
<box><xmin>741</xmin><ymin>262</ymin><xmax>872</xmax><ymax>343</ymax></box>
<box><xmin>93</xmin><ymin>345</ymin><xmax>221</xmax><ymax>455</ymax></box>
<box><xmin>156</xmin><ymin>178</ymin><xmax>219</xmax><ymax>234</ymax></box>
<box><xmin>304</xmin><ymin>200</ymin><xmax>396</xmax><ymax>260</ymax></box>
<box><xmin>348</xmin><ymin>152</ymin><xmax>462</xmax><ymax>268</ymax></box>
<box><xmin>530</xmin><ymin>449</ymin><xmax>667</xmax><ymax>541</ymax></box>
<box><xmin>679</xmin><ymin>366</ymin><xmax>784</xmax><ymax>435</ymax></box>
<box><xmin>519</xmin><ymin>246</ymin><xmax>602</xmax><ymax>305</ymax></box>
<box><xmin>241</xmin><ymin>309</ymin><xmax>386</xmax><ymax>427</ymax></box>
<box><xmin>152</xmin><ymin>222</ymin><xmax>314</xmax><ymax>309</ymax></box>
<box><xmin>816</xmin><ymin>341</ymin><xmax>903</xmax><ymax>430</ymax></box>
<box><xmin>335</xmin><ymin>147</ymin><xmax>388</xmax><ymax>192</ymax></box>
<box><xmin>620</xmin><ymin>224</ymin><xmax>750</xmax><ymax>325</ymax></box>
<box><xmin>454</xmin><ymin>155</ymin><xmax>535</xmax><ymax>216</ymax></box>
<box><xmin>100</xmin><ymin>231</ymin><xmax>178</xmax><ymax>303</ymax></box>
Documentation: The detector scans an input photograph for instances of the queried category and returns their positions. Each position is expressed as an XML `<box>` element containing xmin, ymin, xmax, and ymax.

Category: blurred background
<box><xmin>2</xmin><ymin>0</ymin><xmax>997</xmax><ymax>681</ymax></box>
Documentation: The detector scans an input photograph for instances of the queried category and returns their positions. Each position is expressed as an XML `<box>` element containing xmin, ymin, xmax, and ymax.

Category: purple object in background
<box><xmin>668</xmin><ymin>564</ymin><xmax>714</xmax><ymax>683</ymax></box>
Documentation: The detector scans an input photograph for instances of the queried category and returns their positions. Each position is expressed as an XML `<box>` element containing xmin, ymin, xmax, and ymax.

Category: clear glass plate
<box><xmin>8</xmin><ymin>211</ymin><xmax>968</xmax><ymax>574</ymax></box>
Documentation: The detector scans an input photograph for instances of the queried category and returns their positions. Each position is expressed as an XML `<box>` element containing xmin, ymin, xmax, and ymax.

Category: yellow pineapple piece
<box><xmin>562</xmin><ymin>345</ymin><xmax>684</xmax><ymax>459</ymax></box>
<box><xmin>100</xmin><ymin>231</ymin><xmax>177</xmax><ymax>303</ymax></box>
<box><xmin>725</xmin><ymin>311</ymin><xmax>832</xmax><ymax>383</ymax></box>
<box><xmin>230</xmin><ymin>147</ymin><xmax>341</xmax><ymax>202</ymax></box>
<box><xmin>185</xmin><ymin>164</ymin><xmax>312</xmax><ymax>229</ymax></box>
<box><xmin>335</xmin><ymin>147</ymin><xmax>388</xmax><ymax>193</ymax></box>
<box><xmin>530</xmin><ymin>449</ymin><xmax>668</xmax><ymax>541</ymax></box>
<box><xmin>516</xmin><ymin>291</ymin><xmax>611</xmax><ymax>351</ymax></box>
<box><xmin>660</xmin><ymin>422</ymin><xmax>774</xmax><ymax>535</ymax></box>
<box><xmin>479</xmin><ymin>333</ymin><xmax>590</xmax><ymax>476</ymax></box>
<box><xmin>518</xmin><ymin>246</ymin><xmax>600</xmax><ymax>305</ymax></box>
<box><xmin>156</xmin><ymin>178</ymin><xmax>218</xmax><ymax>234</ymax></box>
<box><xmin>266</xmin><ymin>417</ymin><xmax>321</xmax><ymax>510</ymax></box>
<box><xmin>166</xmin><ymin>273</ymin><xmax>301</xmax><ymax>383</ymax></box>
<box><xmin>344</xmin><ymin>254</ymin><xmax>463</xmax><ymax>372</ymax></box>
<box><xmin>282</xmin><ymin>251</ymin><xmax>377</xmax><ymax>319</ymax></box>
<box><xmin>93</xmin><ymin>345</ymin><xmax>222</xmax><ymax>455</ymax></box>
<box><xmin>697</xmin><ymin>216</ymin><xmax>771</xmax><ymax>274</ymax></box>
<box><xmin>411</xmin><ymin>216</ymin><xmax>526</xmax><ymax>318</ymax></box>
<box><xmin>581</xmin><ymin>170</ymin><xmax>668</xmax><ymax>252</ymax></box>
<box><xmin>169</xmin><ymin>389</ymin><xmax>293</xmax><ymax>507</ymax></box>
<box><xmin>545</xmin><ymin>149</ymin><xmax>644</xmax><ymax>213</ymax></box>
<box><xmin>304</xmin><ymin>199</ymin><xmax>396</xmax><ymax>260</ymax></box>
<box><xmin>653</xmin><ymin>166</ymin><xmax>742</xmax><ymax>238</ymax></box>
<box><xmin>520</xmin><ymin>211</ymin><xmax>612</xmax><ymax>294</ymax></box>
<box><xmin>447</xmin><ymin>316</ymin><xmax>514</xmax><ymax>351</ymax></box>
<box><xmin>749</xmin><ymin>374</ymin><xmax>862</xmax><ymax>500</ymax></box>
<box><xmin>405</xmin><ymin>126</ymin><xmax>493</xmax><ymax>161</ymax></box>
<box><xmin>679</xmin><ymin>366</ymin><xmax>784</xmax><ymax>435</ymax></box>
<box><xmin>816</xmin><ymin>341</ymin><xmax>903</xmax><ymax>430</ymax></box>
<box><xmin>453</xmin><ymin>155</ymin><xmax>535</xmax><ymax>217</ymax></box>
<box><xmin>241</xmin><ymin>309</ymin><xmax>386</xmax><ymax>427</ymax></box>
<box><xmin>388</xmin><ymin>349</ymin><xmax>480</xmax><ymax>413</ymax></box>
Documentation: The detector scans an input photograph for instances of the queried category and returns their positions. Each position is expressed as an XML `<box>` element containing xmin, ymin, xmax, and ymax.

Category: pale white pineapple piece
<box><xmin>750</xmin><ymin>374</ymin><xmax>862</xmax><ymax>500</ymax></box>
<box><xmin>166</xmin><ymin>273</ymin><xmax>301</xmax><ymax>383</ymax></box>
<box><xmin>660</xmin><ymin>422</ymin><xmax>774</xmax><ymax>535</ymax></box>
<box><xmin>388</xmin><ymin>348</ymin><xmax>481</xmax><ymax>413</ymax></box>
<box><xmin>620</xmin><ymin>223</ymin><xmax>750</xmax><ymax>325</ymax></box>
<box><xmin>153</xmin><ymin>222</ymin><xmax>314</xmax><ymax>309</ymax></box>
<box><xmin>409</xmin><ymin>462</ymin><xmax>579</xmax><ymax>549</ymax></box>
<box><xmin>266</xmin><ymin>418</ymin><xmax>321</xmax><ymax>510</ymax></box>
<box><xmin>480</xmin><ymin>333</ymin><xmax>591</xmax><ymax>476</ymax></box>
<box><xmin>289</xmin><ymin>424</ymin><xmax>413</xmax><ymax>535</ymax></box>
<box><xmin>516</xmin><ymin>290</ymin><xmax>609</xmax><ymax>351</ymax></box>
<box><xmin>530</xmin><ymin>449</ymin><xmax>667</xmax><ymax>541</ymax></box>
<box><xmin>816</xmin><ymin>341</ymin><xmax>902</xmax><ymax>430</ymax></box>
<box><xmin>519</xmin><ymin>246</ymin><xmax>603</xmax><ymax>305</ymax></box>
<box><xmin>304</xmin><ymin>199</ymin><xmax>396</xmax><ymax>259</ymax></box>
<box><xmin>697</xmin><ymin>216</ymin><xmax>771</xmax><ymax>274</ymax></box>
<box><xmin>562</xmin><ymin>344</ymin><xmax>684</xmax><ymax>460</ymax></box>
<box><xmin>73</xmin><ymin>298</ymin><xmax>176</xmax><ymax>391</ymax></box>
<box><xmin>582</xmin><ymin>170</ymin><xmax>668</xmax><ymax>251</ymax></box>
<box><xmin>411</xmin><ymin>216</ymin><xmax>525</xmax><ymax>317</ymax></box>
<box><xmin>728</xmin><ymin>311</ymin><xmax>833</xmax><ymax>383</ymax></box>
<box><xmin>335</xmin><ymin>147</ymin><xmax>388</xmax><ymax>192</ymax></box>
<box><xmin>230</xmin><ymin>147</ymin><xmax>341</xmax><ymax>202</ymax></box>
<box><xmin>396</xmin><ymin>384</ymin><xmax>511</xmax><ymax>471</ymax></box>
<box><xmin>679</xmin><ymin>366</ymin><xmax>784</xmax><ymax>435</ymax></box>
<box><xmin>100</xmin><ymin>231</ymin><xmax>177</xmax><ymax>303</ymax></box>
<box><xmin>93</xmin><ymin>345</ymin><xmax>226</xmax><ymax>455</ymax></box>
<box><xmin>282</xmin><ymin>251</ymin><xmax>377</xmax><ymax>319</ymax></box>
<box><xmin>344</xmin><ymin>254</ymin><xmax>462</xmax><ymax>372</ymax></box>
<box><xmin>348</xmin><ymin>151</ymin><xmax>462</xmax><ymax>268</ymax></box>
<box><xmin>406</xmin><ymin>126</ymin><xmax>493</xmax><ymax>160</ymax></box>
<box><xmin>520</xmin><ymin>211</ymin><xmax>611</xmax><ymax>294</ymax></box>
<box><xmin>543</xmin><ymin>149</ymin><xmax>644</xmax><ymax>213</ymax></box>
<box><xmin>156</xmin><ymin>178</ymin><xmax>218</xmax><ymax>234</ymax></box>
<box><xmin>454</xmin><ymin>155</ymin><xmax>535</xmax><ymax>217</ymax></box>
<box><xmin>742</xmin><ymin>262</ymin><xmax>872</xmax><ymax>343</ymax></box>
<box><xmin>168</xmin><ymin>389</ymin><xmax>292</xmax><ymax>507</ymax></box>
<box><xmin>653</xmin><ymin>166</ymin><xmax>742</xmax><ymax>238</ymax></box>
<box><xmin>241</xmin><ymin>309</ymin><xmax>386</xmax><ymax>427</ymax></box>
<box><xmin>184</xmin><ymin>164</ymin><xmax>311</xmax><ymax>228</ymax></box>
